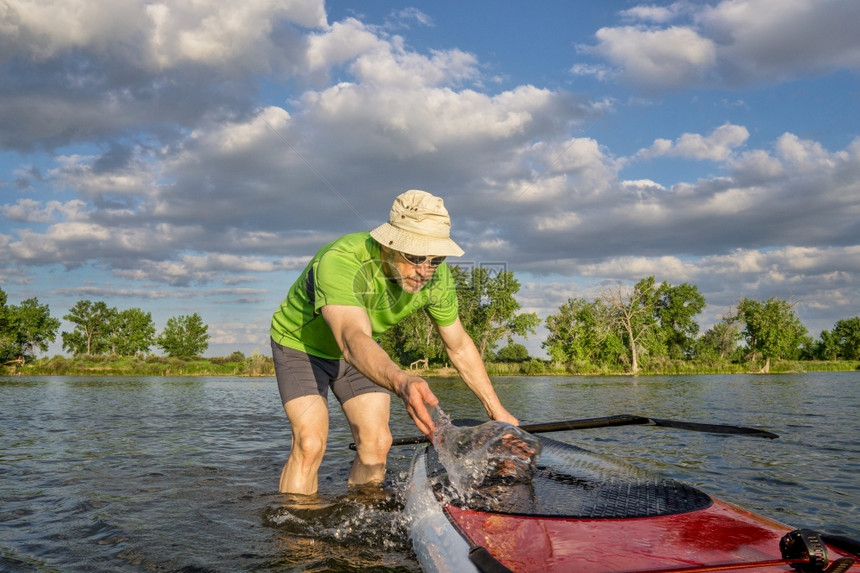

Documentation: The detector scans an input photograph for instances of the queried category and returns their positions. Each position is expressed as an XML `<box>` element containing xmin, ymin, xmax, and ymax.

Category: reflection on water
<box><xmin>0</xmin><ymin>373</ymin><xmax>858</xmax><ymax>572</ymax></box>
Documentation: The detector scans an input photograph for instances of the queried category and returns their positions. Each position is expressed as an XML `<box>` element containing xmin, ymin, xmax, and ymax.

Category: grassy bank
<box><xmin>4</xmin><ymin>354</ymin><xmax>858</xmax><ymax>378</ymax></box>
<box><xmin>5</xmin><ymin>353</ymin><xmax>275</xmax><ymax>377</ymax></box>
<box><xmin>483</xmin><ymin>358</ymin><xmax>860</xmax><ymax>376</ymax></box>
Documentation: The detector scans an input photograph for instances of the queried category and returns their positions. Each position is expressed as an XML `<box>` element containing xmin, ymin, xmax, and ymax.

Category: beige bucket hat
<box><xmin>369</xmin><ymin>190</ymin><xmax>465</xmax><ymax>257</ymax></box>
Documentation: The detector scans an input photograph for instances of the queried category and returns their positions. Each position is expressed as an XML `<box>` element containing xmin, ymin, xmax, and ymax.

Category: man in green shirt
<box><xmin>271</xmin><ymin>190</ymin><xmax>518</xmax><ymax>494</ymax></box>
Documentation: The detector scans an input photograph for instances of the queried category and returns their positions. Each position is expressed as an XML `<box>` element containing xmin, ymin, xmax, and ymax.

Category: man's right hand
<box><xmin>397</xmin><ymin>375</ymin><xmax>439</xmax><ymax>438</ymax></box>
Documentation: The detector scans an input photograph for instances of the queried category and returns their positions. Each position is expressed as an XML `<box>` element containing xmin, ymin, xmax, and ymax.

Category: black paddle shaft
<box><xmin>518</xmin><ymin>414</ymin><xmax>650</xmax><ymax>434</ymax></box>
<box><xmin>351</xmin><ymin>414</ymin><xmax>778</xmax><ymax>450</ymax></box>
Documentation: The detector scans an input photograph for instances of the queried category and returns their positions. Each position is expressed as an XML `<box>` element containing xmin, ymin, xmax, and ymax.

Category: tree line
<box><xmin>3</xmin><ymin>270</ymin><xmax>859</xmax><ymax>373</ymax></box>
<box><xmin>1</xmin><ymin>288</ymin><xmax>209</xmax><ymax>364</ymax></box>
<box><xmin>382</xmin><ymin>271</ymin><xmax>859</xmax><ymax>374</ymax></box>
<box><xmin>538</xmin><ymin>277</ymin><xmax>847</xmax><ymax>374</ymax></box>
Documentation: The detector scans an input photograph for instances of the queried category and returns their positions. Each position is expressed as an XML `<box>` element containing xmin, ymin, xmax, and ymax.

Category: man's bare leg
<box><xmin>342</xmin><ymin>392</ymin><xmax>392</xmax><ymax>486</ymax></box>
<box><xmin>279</xmin><ymin>395</ymin><xmax>329</xmax><ymax>494</ymax></box>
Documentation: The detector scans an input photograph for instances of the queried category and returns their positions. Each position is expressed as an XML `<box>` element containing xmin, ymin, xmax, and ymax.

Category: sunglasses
<box><xmin>398</xmin><ymin>251</ymin><xmax>447</xmax><ymax>267</ymax></box>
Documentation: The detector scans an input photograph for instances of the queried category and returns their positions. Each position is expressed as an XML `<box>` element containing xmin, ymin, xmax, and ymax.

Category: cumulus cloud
<box><xmin>636</xmin><ymin>123</ymin><xmax>749</xmax><ymax>161</ymax></box>
<box><xmin>621</xmin><ymin>4</ymin><xmax>686</xmax><ymax>24</ymax></box>
<box><xmin>1</xmin><ymin>199</ymin><xmax>76</xmax><ymax>223</ymax></box>
<box><xmin>581</xmin><ymin>0</ymin><xmax>860</xmax><ymax>90</ymax></box>
<box><xmin>111</xmin><ymin>254</ymin><xmax>301</xmax><ymax>286</ymax></box>
<box><xmin>699</xmin><ymin>0</ymin><xmax>860</xmax><ymax>84</ymax></box>
<box><xmin>501</xmin><ymin>131</ymin><xmax>860</xmax><ymax>270</ymax></box>
<box><xmin>0</xmin><ymin>0</ymin><xmax>326</xmax><ymax>70</ymax></box>
<box><xmin>584</xmin><ymin>25</ymin><xmax>716</xmax><ymax>90</ymax></box>
<box><xmin>0</xmin><ymin>0</ymin><xmax>325</xmax><ymax>151</ymax></box>
<box><xmin>306</xmin><ymin>18</ymin><xmax>382</xmax><ymax>72</ymax></box>
<box><xmin>578</xmin><ymin>255</ymin><xmax>700</xmax><ymax>281</ymax></box>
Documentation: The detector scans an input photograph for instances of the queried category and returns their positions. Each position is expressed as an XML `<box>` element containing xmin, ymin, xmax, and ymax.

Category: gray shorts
<box><xmin>270</xmin><ymin>338</ymin><xmax>387</xmax><ymax>406</ymax></box>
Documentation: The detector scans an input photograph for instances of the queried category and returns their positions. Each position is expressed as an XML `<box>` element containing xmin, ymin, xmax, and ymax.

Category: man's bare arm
<box><xmin>321</xmin><ymin>304</ymin><xmax>439</xmax><ymax>436</ymax></box>
<box><xmin>437</xmin><ymin>317</ymin><xmax>519</xmax><ymax>426</ymax></box>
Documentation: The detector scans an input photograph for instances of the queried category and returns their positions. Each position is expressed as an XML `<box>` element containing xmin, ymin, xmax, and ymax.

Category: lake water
<box><xmin>1</xmin><ymin>373</ymin><xmax>858</xmax><ymax>572</ymax></box>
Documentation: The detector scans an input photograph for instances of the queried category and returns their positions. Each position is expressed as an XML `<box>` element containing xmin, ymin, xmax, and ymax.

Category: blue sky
<box><xmin>1</xmin><ymin>0</ymin><xmax>859</xmax><ymax>358</ymax></box>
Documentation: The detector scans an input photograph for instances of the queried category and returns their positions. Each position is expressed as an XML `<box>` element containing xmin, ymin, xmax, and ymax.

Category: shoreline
<box><xmin>3</xmin><ymin>360</ymin><xmax>858</xmax><ymax>378</ymax></box>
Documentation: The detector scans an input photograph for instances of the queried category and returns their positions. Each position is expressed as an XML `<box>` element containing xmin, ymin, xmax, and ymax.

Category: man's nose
<box><xmin>415</xmin><ymin>263</ymin><xmax>435</xmax><ymax>277</ymax></box>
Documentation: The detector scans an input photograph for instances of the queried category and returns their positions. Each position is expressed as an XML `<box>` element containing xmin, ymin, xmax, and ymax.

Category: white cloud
<box><xmin>582</xmin><ymin>0</ymin><xmax>860</xmax><ymax>91</ymax></box>
<box><xmin>384</xmin><ymin>8</ymin><xmax>434</xmax><ymax>30</ymax></box>
<box><xmin>50</xmin><ymin>152</ymin><xmax>157</xmax><ymax>199</ymax></box>
<box><xmin>2</xmin><ymin>199</ymin><xmax>73</xmax><ymax>223</ymax></box>
<box><xmin>188</xmin><ymin>106</ymin><xmax>291</xmax><ymax>157</ymax></box>
<box><xmin>569</xmin><ymin>63</ymin><xmax>615</xmax><ymax>82</ymax></box>
<box><xmin>307</xmin><ymin>17</ymin><xmax>480</xmax><ymax>86</ymax></box>
<box><xmin>621</xmin><ymin>2</ymin><xmax>693</xmax><ymax>24</ymax></box>
<box><xmin>535</xmin><ymin>211</ymin><xmax>582</xmax><ymax>232</ymax></box>
<box><xmin>586</xmin><ymin>25</ymin><xmax>716</xmax><ymax>90</ymax></box>
<box><xmin>304</xmin><ymin>82</ymin><xmax>565</xmax><ymax>158</ymax></box>
<box><xmin>636</xmin><ymin>123</ymin><xmax>749</xmax><ymax>161</ymax></box>
<box><xmin>1</xmin><ymin>0</ymin><xmax>326</xmax><ymax>71</ymax></box>
<box><xmin>112</xmin><ymin>253</ymin><xmax>298</xmax><ymax>286</ymax></box>
<box><xmin>621</xmin><ymin>179</ymin><xmax>667</xmax><ymax>191</ymax></box>
<box><xmin>700</xmin><ymin>0</ymin><xmax>860</xmax><ymax>83</ymax></box>
<box><xmin>578</xmin><ymin>255</ymin><xmax>699</xmax><ymax>281</ymax></box>
<box><xmin>728</xmin><ymin>150</ymin><xmax>784</xmax><ymax>181</ymax></box>
<box><xmin>306</xmin><ymin>18</ymin><xmax>382</xmax><ymax>72</ymax></box>
<box><xmin>774</xmin><ymin>133</ymin><xmax>837</xmax><ymax>169</ymax></box>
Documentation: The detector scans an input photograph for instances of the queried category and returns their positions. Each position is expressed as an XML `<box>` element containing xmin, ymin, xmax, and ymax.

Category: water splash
<box><xmin>265</xmin><ymin>489</ymin><xmax>409</xmax><ymax>549</ymax></box>
<box><xmin>429</xmin><ymin>407</ymin><xmax>542</xmax><ymax>498</ymax></box>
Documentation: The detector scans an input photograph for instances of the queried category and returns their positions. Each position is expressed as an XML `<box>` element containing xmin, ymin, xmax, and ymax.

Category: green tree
<box><xmin>809</xmin><ymin>329</ymin><xmax>839</xmax><ymax>361</ymax></box>
<box><xmin>737</xmin><ymin>297</ymin><xmax>808</xmax><ymax>372</ymax></box>
<box><xmin>654</xmin><ymin>282</ymin><xmax>706</xmax><ymax>359</ymax></box>
<box><xmin>543</xmin><ymin>297</ymin><xmax>587</xmax><ymax>364</ymax></box>
<box><xmin>542</xmin><ymin>297</ymin><xmax>623</xmax><ymax>368</ymax></box>
<box><xmin>496</xmin><ymin>340</ymin><xmax>529</xmax><ymax>362</ymax></box>
<box><xmin>0</xmin><ymin>291</ymin><xmax>60</xmax><ymax>363</ymax></box>
<box><xmin>62</xmin><ymin>300</ymin><xmax>117</xmax><ymax>355</ymax></box>
<box><xmin>156</xmin><ymin>313</ymin><xmax>210</xmax><ymax>357</ymax></box>
<box><xmin>109</xmin><ymin>308</ymin><xmax>156</xmax><ymax>356</ymax></box>
<box><xmin>829</xmin><ymin>317</ymin><xmax>860</xmax><ymax>360</ymax></box>
<box><xmin>453</xmin><ymin>266</ymin><xmax>540</xmax><ymax>360</ymax></box>
<box><xmin>601</xmin><ymin>277</ymin><xmax>660</xmax><ymax>374</ymax></box>
<box><xmin>695</xmin><ymin>310</ymin><xmax>742</xmax><ymax>362</ymax></box>
<box><xmin>379</xmin><ymin>308</ymin><xmax>445</xmax><ymax>367</ymax></box>
<box><xmin>0</xmin><ymin>289</ymin><xmax>9</xmax><ymax>361</ymax></box>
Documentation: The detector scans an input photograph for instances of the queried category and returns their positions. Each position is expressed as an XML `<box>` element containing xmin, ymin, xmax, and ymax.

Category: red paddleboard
<box><xmin>405</xmin><ymin>430</ymin><xmax>859</xmax><ymax>573</ymax></box>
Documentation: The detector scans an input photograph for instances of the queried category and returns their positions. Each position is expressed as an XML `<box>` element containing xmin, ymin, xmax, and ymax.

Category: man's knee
<box><xmin>355</xmin><ymin>430</ymin><xmax>393</xmax><ymax>462</ymax></box>
<box><xmin>293</xmin><ymin>433</ymin><xmax>327</xmax><ymax>461</ymax></box>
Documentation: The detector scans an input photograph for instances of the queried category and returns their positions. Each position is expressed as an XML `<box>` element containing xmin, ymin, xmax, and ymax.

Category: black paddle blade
<box><xmin>645</xmin><ymin>417</ymin><xmax>779</xmax><ymax>439</ymax></box>
<box><xmin>518</xmin><ymin>415</ymin><xmax>778</xmax><ymax>440</ymax></box>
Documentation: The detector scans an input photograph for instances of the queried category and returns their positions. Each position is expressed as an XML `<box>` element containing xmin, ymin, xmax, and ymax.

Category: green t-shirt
<box><xmin>270</xmin><ymin>232</ymin><xmax>459</xmax><ymax>359</ymax></box>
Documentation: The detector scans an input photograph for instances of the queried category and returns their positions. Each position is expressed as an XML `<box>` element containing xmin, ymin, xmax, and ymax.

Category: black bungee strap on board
<box><xmin>468</xmin><ymin>546</ymin><xmax>513</xmax><ymax>573</ymax></box>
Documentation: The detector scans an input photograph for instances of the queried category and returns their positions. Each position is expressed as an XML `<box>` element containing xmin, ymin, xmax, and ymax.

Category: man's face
<box><xmin>381</xmin><ymin>246</ymin><xmax>445</xmax><ymax>293</ymax></box>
